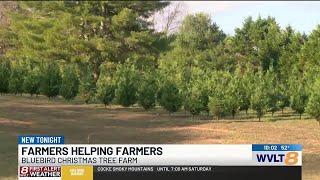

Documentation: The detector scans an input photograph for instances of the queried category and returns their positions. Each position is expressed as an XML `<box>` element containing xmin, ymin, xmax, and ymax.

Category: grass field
<box><xmin>0</xmin><ymin>95</ymin><xmax>319</xmax><ymax>180</ymax></box>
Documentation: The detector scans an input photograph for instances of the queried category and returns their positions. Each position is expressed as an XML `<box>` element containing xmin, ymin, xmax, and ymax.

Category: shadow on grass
<box><xmin>0</xmin><ymin>133</ymin><xmax>18</xmax><ymax>177</ymax></box>
<box><xmin>0</xmin><ymin>95</ymin><xmax>319</xmax><ymax>178</ymax></box>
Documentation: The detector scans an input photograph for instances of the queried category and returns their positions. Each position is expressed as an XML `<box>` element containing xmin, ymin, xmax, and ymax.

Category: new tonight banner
<box><xmin>18</xmin><ymin>135</ymin><xmax>302</xmax><ymax>180</ymax></box>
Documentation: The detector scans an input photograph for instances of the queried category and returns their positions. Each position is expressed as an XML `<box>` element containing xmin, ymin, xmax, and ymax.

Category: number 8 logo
<box><xmin>20</xmin><ymin>167</ymin><xmax>29</xmax><ymax>174</ymax></box>
<box><xmin>285</xmin><ymin>152</ymin><xmax>299</xmax><ymax>165</ymax></box>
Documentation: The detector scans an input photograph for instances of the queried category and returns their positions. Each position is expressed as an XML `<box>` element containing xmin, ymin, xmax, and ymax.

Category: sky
<box><xmin>184</xmin><ymin>1</ymin><xmax>320</xmax><ymax>35</ymax></box>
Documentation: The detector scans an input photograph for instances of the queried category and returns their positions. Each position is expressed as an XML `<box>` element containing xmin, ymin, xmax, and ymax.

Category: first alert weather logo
<box><xmin>19</xmin><ymin>166</ymin><xmax>61</xmax><ymax>177</ymax></box>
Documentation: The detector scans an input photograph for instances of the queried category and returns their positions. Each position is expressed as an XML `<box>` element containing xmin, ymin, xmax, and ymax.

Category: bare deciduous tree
<box><xmin>150</xmin><ymin>2</ymin><xmax>188</xmax><ymax>34</ymax></box>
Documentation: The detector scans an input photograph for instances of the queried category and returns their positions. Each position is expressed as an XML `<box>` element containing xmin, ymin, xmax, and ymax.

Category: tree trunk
<box><xmin>259</xmin><ymin>116</ymin><xmax>261</xmax><ymax>122</ymax></box>
<box><xmin>93</xmin><ymin>65</ymin><xmax>100</xmax><ymax>83</ymax></box>
<box><xmin>300</xmin><ymin>114</ymin><xmax>302</xmax><ymax>120</ymax></box>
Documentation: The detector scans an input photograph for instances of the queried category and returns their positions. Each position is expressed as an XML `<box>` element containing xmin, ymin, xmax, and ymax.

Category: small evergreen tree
<box><xmin>265</xmin><ymin>68</ymin><xmax>280</xmax><ymax>117</ymax></box>
<box><xmin>41</xmin><ymin>62</ymin><xmax>62</xmax><ymax>98</ymax></box>
<box><xmin>290</xmin><ymin>85</ymin><xmax>308</xmax><ymax>119</ymax></box>
<box><xmin>251</xmin><ymin>72</ymin><xmax>268</xmax><ymax>121</ymax></box>
<box><xmin>182</xmin><ymin>88</ymin><xmax>191</xmax><ymax>114</ymax></box>
<box><xmin>79</xmin><ymin>66</ymin><xmax>96</xmax><ymax>104</ymax></box>
<box><xmin>23</xmin><ymin>66</ymin><xmax>41</xmax><ymax>96</ymax></box>
<box><xmin>60</xmin><ymin>65</ymin><xmax>79</xmax><ymax>101</ymax></box>
<box><xmin>186</xmin><ymin>86</ymin><xmax>204</xmax><ymax>116</ymax></box>
<box><xmin>208</xmin><ymin>94</ymin><xmax>224</xmax><ymax>120</ymax></box>
<box><xmin>234</xmin><ymin>67</ymin><xmax>252</xmax><ymax>115</ymax></box>
<box><xmin>224</xmin><ymin>76</ymin><xmax>240</xmax><ymax>119</ymax></box>
<box><xmin>238</xmin><ymin>78</ymin><xmax>252</xmax><ymax>115</ymax></box>
<box><xmin>158</xmin><ymin>80</ymin><xmax>182</xmax><ymax>114</ymax></box>
<box><xmin>277</xmin><ymin>84</ymin><xmax>290</xmax><ymax>114</ymax></box>
<box><xmin>306</xmin><ymin>78</ymin><xmax>320</xmax><ymax>125</ymax></box>
<box><xmin>0</xmin><ymin>59</ymin><xmax>11</xmax><ymax>95</ymax></box>
<box><xmin>208</xmin><ymin>71</ymin><xmax>231</xmax><ymax>120</ymax></box>
<box><xmin>199</xmin><ymin>87</ymin><xmax>210</xmax><ymax>115</ymax></box>
<box><xmin>251</xmin><ymin>88</ymin><xmax>268</xmax><ymax>121</ymax></box>
<box><xmin>115</xmin><ymin>64</ymin><xmax>139</xmax><ymax>107</ymax></box>
<box><xmin>188</xmin><ymin>72</ymin><xmax>211</xmax><ymax>116</ymax></box>
<box><xmin>267</xmin><ymin>89</ymin><xmax>280</xmax><ymax>117</ymax></box>
<box><xmin>9</xmin><ymin>62</ymin><xmax>25</xmax><ymax>95</ymax></box>
<box><xmin>96</xmin><ymin>76</ymin><xmax>115</xmax><ymax>107</ymax></box>
<box><xmin>137</xmin><ymin>72</ymin><xmax>158</xmax><ymax>110</ymax></box>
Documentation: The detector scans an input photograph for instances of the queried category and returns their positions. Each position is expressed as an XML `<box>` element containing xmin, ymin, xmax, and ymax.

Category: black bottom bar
<box><xmin>94</xmin><ymin>166</ymin><xmax>301</xmax><ymax>180</ymax></box>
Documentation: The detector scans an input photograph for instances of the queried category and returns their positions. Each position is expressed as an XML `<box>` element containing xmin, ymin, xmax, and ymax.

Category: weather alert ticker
<box><xmin>18</xmin><ymin>135</ymin><xmax>302</xmax><ymax>180</ymax></box>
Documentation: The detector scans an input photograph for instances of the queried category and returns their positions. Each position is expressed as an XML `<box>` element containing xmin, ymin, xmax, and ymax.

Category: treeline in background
<box><xmin>0</xmin><ymin>1</ymin><xmax>319</xmax><ymax>123</ymax></box>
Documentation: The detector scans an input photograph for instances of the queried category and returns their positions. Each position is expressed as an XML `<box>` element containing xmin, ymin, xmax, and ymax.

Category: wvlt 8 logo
<box><xmin>255</xmin><ymin>152</ymin><xmax>299</xmax><ymax>165</ymax></box>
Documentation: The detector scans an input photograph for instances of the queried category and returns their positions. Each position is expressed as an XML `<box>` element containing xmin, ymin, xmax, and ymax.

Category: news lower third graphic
<box><xmin>18</xmin><ymin>135</ymin><xmax>302</xmax><ymax>180</ymax></box>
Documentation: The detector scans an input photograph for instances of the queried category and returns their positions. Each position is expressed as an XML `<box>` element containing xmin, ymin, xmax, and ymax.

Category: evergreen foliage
<box><xmin>306</xmin><ymin>78</ymin><xmax>320</xmax><ymax>124</ymax></box>
<box><xmin>9</xmin><ymin>61</ymin><xmax>25</xmax><ymax>95</ymax></box>
<box><xmin>114</xmin><ymin>64</ymin><xmax>139</xmax><ymax>107</ymax></box>
<box><xmin>0</xmin><ymin>59</ymin><xmax>11</xmax><ymax>94</ymax></box>
<box><xmin>96</xmin><ymin>76</ymin><xmax>116</xmax><ymax>107</ymax></box>
<box><xmin>60</xmin><ymin>65</ymin><xmax>79</xmax><ymax>100</ymax></box>
<box><xmin>250</xmin><ymin>72</ymin><xmax>268</xmax><ymax>121</ymax></box>
<box><xmin>158</xmin><ymin>80</ymin><xmax>182</xmax><ymax>114</ymax></box>
<box><xmin>79</xmin><ymin>65</ymin><xmax>96</xmax><ymax>104</ymax></box>
<box><xmin>290</xmin><ymin>84</ymin><xmax>308</xmax><ymax>119</ymax></box>
<box><xmin>137</xmin><ymin>72</ymin><xmax>158</xmax><ymax>110</ymax></box>
<box><xmin>0</xmin><ymin>2</ymin><xmax>319</xmax><ymax>122</ymax></box>
<box><xmin>41</xmin><ymin>62</ymin><xmax>62</xmax><ymax>98</ymax></box>
<box><xmin>23</xmin><ymin>66</ymin><xmax>41</xmax><ymax>96</ymax></box>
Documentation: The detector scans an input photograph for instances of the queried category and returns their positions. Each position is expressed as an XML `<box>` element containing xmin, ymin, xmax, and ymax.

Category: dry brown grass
<box><xmin>0</xmin><ymin>95</ymin><xmax>319</xmax><ymax>179</ymax></box>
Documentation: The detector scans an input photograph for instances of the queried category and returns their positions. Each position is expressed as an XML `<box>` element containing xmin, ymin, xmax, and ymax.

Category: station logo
<box><xmin>255</xmin><ymin>152</ymin><xmax>299</xmax><ymax>165</ymax></box>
